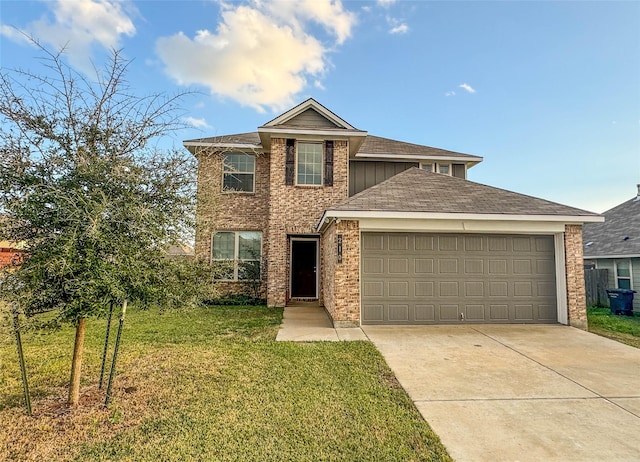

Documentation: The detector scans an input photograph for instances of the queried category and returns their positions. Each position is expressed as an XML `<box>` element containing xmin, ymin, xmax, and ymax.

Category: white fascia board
<box><xmin>257</xmin><ymin>127</ymin><xmax>367</xmax><ymax>138</ymax></box>
<box><xmin>324</xmin><ymin>210</ymin><xmax>604</xmax><ymax>224</ymax></box>
<box><xmin>354</xmin><ymin>153</ymin><xmax>484</xmax><ymax>163</ymax></box>
<box><xmin>183</xmin><ymin>141</ymin><xmax>263</xmax><ymax>150</ymax></box>
<box><xmin>262</xmin><ymin>100</ymin><xmax>357</xmax><ymax>129</ymax></box>
<box><xmin>584</xmin><ymin>254</ymin><xmax>640</xmax><ymax>259</ymax></box>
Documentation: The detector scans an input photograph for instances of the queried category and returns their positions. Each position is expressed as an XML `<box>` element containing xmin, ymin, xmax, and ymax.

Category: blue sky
<box><xmin>1</xmin><ymin>0</ymin><xmax>638</xmax><ymax>213</ymax></box>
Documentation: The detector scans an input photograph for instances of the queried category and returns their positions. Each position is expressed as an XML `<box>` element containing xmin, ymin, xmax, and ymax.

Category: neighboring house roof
<box><xmin>583</xmin><ymin>187</ymin><xmax>640</xmax><ymax>258</ymax></box>
<box><xmin>321</xmin><ymin>168</ymin><xmax>601</xmax><ymax>225</ymax></box>
<box><xmin>184</xmin><ymin>132</ymin><xmax>480</xmax><ymax>164</ymax></box>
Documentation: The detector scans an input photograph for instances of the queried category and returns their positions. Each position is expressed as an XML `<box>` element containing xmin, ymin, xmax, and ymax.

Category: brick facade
<box><xmin>266</xmin><ymin>138</ymin><xmax>349</xmax><ymax>307</ymax></box>
<box><xmin>194</xmin><ymin>148</ymin><xmax>270</xmax><ymax>297</ymax></box>
<box><xmin>321</xmin><ymin>219</ymin><xmax>360</xmax><ymax>327</ymax></box>
<box><xmin>564</xmin><ymin>224</ymin><xmax>588</xmax><ymax>330</ymax></box>
<box><xmin>194</xmin><ymin>139</ymin><xmax>350</xmax><ymax>306</ymax></box>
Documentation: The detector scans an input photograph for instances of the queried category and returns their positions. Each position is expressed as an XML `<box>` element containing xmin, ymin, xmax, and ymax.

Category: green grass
<box><xmin>0</xmin><ymin>305</ymin><xmax>451</xmax><ymax>461</ymax></box>
<box><xmin>587</xmin><ymin>307</ymin><xmax>640</xmax><ymax>348</ymax></box>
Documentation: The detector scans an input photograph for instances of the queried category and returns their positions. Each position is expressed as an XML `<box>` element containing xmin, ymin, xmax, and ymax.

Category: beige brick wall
<box><xmin>321</xmin><ymin>220</ymin><xmax>360</xmax><ymax>327</ymax></box>
<box><xmin>565</xmin><ymin>224</ymin><xmax>588</xmax><ymax>330</ymax></box>
<box><xmin>266</xmin><ymin>138</ymin><xmax>349</xmax><ymax>307</ymax></box>
<box><xmin>194</xmin><ymin>148</ymin><xmax>270</xmax><ymax>296</ymax></box>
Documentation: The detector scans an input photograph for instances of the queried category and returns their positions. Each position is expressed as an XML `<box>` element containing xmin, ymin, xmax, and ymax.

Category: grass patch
<box><xmin>587</xmin><ymin>307</ymin><xmax>640</xmax><ymax>348</ymax></box>
<box><xmin>0</xmin><ymin>305</ymin><xmax>451</xmax><ymax>461</ymax></box>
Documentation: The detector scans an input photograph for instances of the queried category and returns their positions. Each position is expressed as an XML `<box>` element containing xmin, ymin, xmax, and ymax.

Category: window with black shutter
<box><xmin>324</xmin><ymin>141</ymin><xmax>334</xmax><ymax>186</ymax></box>
<box><xmin>285</xmin><ymin>139</ymin><xmax>295</xmax><ymax>185</ymax></box>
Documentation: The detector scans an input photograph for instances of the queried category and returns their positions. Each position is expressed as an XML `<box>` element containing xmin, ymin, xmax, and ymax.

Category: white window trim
<box><xmin>614</xmin><ymin>259</ymin><xmax>633</xmax><ymax>289</ymax></box>
<box><xmin>211</xmin><ymin>231</ymin><xmax>262</xmax><ymax>281</ymax></box>
<box><xmin>420</xmin><ymin>162</ymin><xmax>452</xmax><ymax>176</ymax></box>
<box><xmin>222</xmin><ymin>152</ymin><xmax>256</xmax><ymax>193</ymax></box>
<box><xmin>295</xmin><ymin>141</ymin><xmax>323</xmax><ymax>187</ymax></box>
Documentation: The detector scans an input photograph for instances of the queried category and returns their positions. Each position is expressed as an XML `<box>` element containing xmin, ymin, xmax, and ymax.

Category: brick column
<box><xmin>565</xmin><ymin>224</ymin><xmax>588</xmax><ymax>330</ymax></box>
<box><xmin>322</xmin><ymin>219</ymin><xmax>360</xmax><ymax>327</ymax></box>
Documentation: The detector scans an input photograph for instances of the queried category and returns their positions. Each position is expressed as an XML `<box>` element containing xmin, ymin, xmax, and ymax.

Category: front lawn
<box><xmin>0</xmin><ymin>305</ymin><xmax>451</xmax><ymax>461</ymax></box>
<box><xmin>587</xmin><ymin>307</ymin><xmax>640</xmax><ymax>348</ymax></box>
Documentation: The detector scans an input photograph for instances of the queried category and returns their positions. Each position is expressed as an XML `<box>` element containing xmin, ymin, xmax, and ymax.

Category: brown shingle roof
<box><xmin>330</xmin><ymin>168</ymin><xmax>598</xmax><ymax>217</ymax></box>
<box><xmin>358</xmin><ymin>135</ymin><xmax>480</xmax><ymax>160</ymax></box>
<box><xmin>184</xmin><ymin>132</ymin><xmax>261</xmax><ymax>146</ymax></box>
<box><xmin>184</xmin><ymin>132</ymin><xmax>479</xmax><ymax>160</ymax></box>
<box><xmin>583</xmin><ymin>193</ymin><xmax>640</xmax><ymax>257</ymax></box>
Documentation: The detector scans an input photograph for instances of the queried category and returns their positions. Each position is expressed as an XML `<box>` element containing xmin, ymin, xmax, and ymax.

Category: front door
<box><xmin>290</xmin><ymin>239</ymin><xmax>318</xmax><ymax>298</ymax></box>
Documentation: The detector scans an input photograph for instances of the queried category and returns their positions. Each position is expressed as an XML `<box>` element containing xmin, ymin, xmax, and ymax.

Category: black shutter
<box><xmin>285</xmin><ymin>139</ymin><xmax>295</xmax><ymax>185</ymax></box>
<box><xmin>324</xmin><ymin>140</ymin><xmax>334</xmax><ymax>186</ymax></box>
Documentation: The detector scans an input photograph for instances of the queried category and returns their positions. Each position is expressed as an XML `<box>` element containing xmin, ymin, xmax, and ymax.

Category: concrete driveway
<box><xmin>362</xmin><ymin>325</ymin><xmax>640</xmax><ymax>462</ymax></box>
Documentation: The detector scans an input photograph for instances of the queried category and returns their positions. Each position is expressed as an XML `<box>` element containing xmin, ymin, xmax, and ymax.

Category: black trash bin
<box><xmin>605</xmin><ymin>289</ymin><xmax>636</xmax><ymax>316</ymax></box>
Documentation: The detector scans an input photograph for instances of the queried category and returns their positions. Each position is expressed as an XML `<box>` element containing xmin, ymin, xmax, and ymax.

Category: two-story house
<box><xmin>185</xmin><ymin>99</ymin><xmax>602</xmax><ymax>328</ymax></box>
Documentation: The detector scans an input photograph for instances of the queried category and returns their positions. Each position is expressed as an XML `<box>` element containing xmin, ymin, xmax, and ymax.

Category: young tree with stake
<box><xmin>0</xmin><ymin>41</ymin><xmax>198</xmax><ymax>406</ymax></box>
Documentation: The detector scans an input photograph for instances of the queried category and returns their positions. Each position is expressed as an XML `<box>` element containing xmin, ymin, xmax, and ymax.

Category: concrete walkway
<box><xmin>275</xmin><ymin>303</ymin><xmax>367</xmax><ymax>341</ymax></box>
<box><xmin>363</xmin><ymin>324</ymin><xmax>640</xmax><ymax>462</ymax></box>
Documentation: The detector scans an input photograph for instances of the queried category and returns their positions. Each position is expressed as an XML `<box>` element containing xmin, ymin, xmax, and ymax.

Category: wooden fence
<box><xmin>584</xmin><ymin>268</ymin><xmax>609</xmax><ymax>307</ymax></box>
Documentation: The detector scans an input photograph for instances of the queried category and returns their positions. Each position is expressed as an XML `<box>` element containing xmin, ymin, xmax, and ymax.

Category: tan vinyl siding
<box><xmin>285</xmin><ymin>108</ymin><xmax>340</xmax><ymax>129</ymax></box>
<box><xmin>349</xmin><ymin>161</ymin><xmax>418</xmax><ymax>196</ymax></box>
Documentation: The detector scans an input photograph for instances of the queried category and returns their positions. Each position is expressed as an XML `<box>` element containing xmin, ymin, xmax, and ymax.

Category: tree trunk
<box><xmin>68</xmin><ymin>317</ymin><xmax>86</xmax><ymax>406</ymax></box>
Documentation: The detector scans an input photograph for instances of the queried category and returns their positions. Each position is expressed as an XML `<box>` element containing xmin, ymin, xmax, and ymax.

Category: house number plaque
<box><xmin>337</xmin><ymin>234</ymin><xmax>343</xmax><ymax>263</ymax></box>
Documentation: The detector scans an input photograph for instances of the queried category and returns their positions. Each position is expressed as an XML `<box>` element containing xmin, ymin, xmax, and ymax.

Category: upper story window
<box><xmin>615</xmin><ymin>259</ymin><xmax>632</xmax><ymax>289</ymax></box>
<box><xmin>212</xmin><ymin>231</ymin><xmax>262</xmax><ymax>281</ymax></box>
<box><xmin>296</xmin><ymin>142</ymin><xmax>323</xmax><ymax>186</ymax></box>
<box><xmin>223</xmin><ymin>153</ymin><xmax>255</xmax><ymax>193</ymax></box>
<box><xmin>285</xmin><ymin>139</ymin><xmax>333</xmax><ymax>187</ymax></box>
<box><xmin>420</xmin><ymin>162</ymin><xmax>458</xmax><ymax>178</ymax></box>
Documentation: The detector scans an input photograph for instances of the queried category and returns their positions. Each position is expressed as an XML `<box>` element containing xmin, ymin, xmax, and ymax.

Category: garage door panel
<box><xmin>415</xmin><ymin>304</ymin><xmax>435</xmax><ymax>321</ymax></box>
<box><xmin>489</xmin><ymin>304</ymin><xmax>509</xmax><ymax>321</ymax></box>
<box><xmin>361</xmin><ymin>233</ymin><xmax>557</xmax><ymax>325</ymax></box>
<box><xmin>389</xmin><ymin>304</ymin><xmax>409</xmax><ymax>321</ymax></box>
<box><xmin>515</xmin><ymin>304</ymin><xmax>534</xmax><ymax>321</ymax></box>
<box><xmin>440</xmin><ymin>305</ymin><xmax>460</xmax><ymax>321</ymax></box>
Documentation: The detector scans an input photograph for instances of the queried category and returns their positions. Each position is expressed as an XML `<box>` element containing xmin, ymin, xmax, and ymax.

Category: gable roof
<box><xmin>261</xmin><ymin>98</ymin><xmax>359</xmax><ymax>130</ymax></box>
<box><xmin>183</xmin><ymin>132</ymin><xmax>480</xmax><ymax>164</ymax></box>
<box><xmin>321</xmin><ymin>168</ymin><xmax>601</xmax><ymax>226</ymax></box>
<box><xmin>583</xmin><ymin>189</ymin><xmax>640</xmax><ymax>258</ymax></box>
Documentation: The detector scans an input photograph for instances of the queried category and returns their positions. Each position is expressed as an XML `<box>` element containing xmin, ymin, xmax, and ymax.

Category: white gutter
<box><xmin>584</xmin><ymin>254</ymin><xmax>640</xmax><ymax>259</ymax></box>
<box><xmin>355</xmin><ymin>153</ymin><xmax>483</xmax><ymax>162</ymax></box>
<box><xmin>183</xmin><ymin>141</ymin><xmax>262</xmax><ymax>150</ymax></box>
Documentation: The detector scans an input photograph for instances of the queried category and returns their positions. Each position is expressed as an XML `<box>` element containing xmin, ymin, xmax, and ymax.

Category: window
<box><xmin>420</xmin><ymin>162</ymin><xmax>451</xmax><ymax>175</ymax></box>
<box><xmin>223</xmin><ymin>153</ymin><xmax>255</xmax><ymax>192</ymax></box>
<box><xmin>212</xmin><ymin>231</ymin><xmax>262</xmax><ymax>280</ymax></box>
<box><xmin>615</xmin><ymin>260</ymin><xmax>632</xmax><ymax>289</ymax></box>
<box><xmin>296</xmin><ymin>142</ymin><xmax>323</xmax><ymax>185</ymax></box>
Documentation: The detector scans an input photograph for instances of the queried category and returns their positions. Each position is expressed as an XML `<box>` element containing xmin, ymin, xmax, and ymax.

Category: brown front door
<box><xmin>290</xmin><ymin>239</ymin><xmax>318</xmax><ymax>298</ymax></box>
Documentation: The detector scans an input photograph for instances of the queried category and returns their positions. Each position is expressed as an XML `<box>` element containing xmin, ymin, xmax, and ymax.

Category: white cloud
<box><xmin>386</xmin><ymin>15</ymin><xmax>408</xmax><ymax>35</ymax></box>
<box><xmin>183</xmin><ymin>116</ymin><xmax>211</xmax><ymax>129</ymax></box>
<box><xmin>0</xmin><ymin>0</ymin><xmax>136</xmax><ymax>74</ymax></box>
<box><xmin>459</xmin><ymin>83</ymin><xmax>476</xmax><ymax>93</ymax></box>
<box><xmin>377</xmin><ymin>0</ymin><xmax>397</xmax><ymax>7</ymax></box>
<box><xmin>445</xmin><ymin>91</ymin><xmax>456</xmax><ymax>97</ymax></box>
<box><xmin>156</xmin><ymin>0</ymin><xmax>355</xmax><ymax>112</ymax></box>
<box><xmin>389</xmin><ymin>23</ymin><xmax>409</xmax><ymax>34</ymax></box>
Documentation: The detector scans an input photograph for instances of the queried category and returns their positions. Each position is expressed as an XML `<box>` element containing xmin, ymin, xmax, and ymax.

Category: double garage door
<box><xmin>361</xmin><ymin>233</ymin><xmax>557</xmax><ymax>324</ymax></box>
